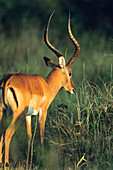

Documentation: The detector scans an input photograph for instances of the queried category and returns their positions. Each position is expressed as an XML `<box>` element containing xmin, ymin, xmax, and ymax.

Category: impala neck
<box><xmin>46</xmin><ymin>68</ymin><xmax>64</xmax><ymax>101</ymax></box>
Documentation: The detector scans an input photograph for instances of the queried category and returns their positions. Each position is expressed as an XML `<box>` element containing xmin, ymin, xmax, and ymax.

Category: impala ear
<box><xmin>43</xmin><ymin>57</ymin><xmax>56</xmax><ymax>68</ymax></box>
<box><xmin>59</xmin><ymin>56</ymin><xmax>66</xmax><ymax>69</ymax></box>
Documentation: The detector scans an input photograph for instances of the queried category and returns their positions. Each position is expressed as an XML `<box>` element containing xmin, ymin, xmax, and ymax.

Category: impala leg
<box><xmin>39</xmin><ymin>109</ymin><xmax>47</xmax><ymax>145</ymax></box>
<box><xmin>25</xmin><ymin>116</ymin><xmax>32</xmax><ymax>165</ymax></box>
<box><xmin>4</xmin><ymin>120</ymin><xmax>16</xmax><ymax>167</ymax></box>
<box><xmin>4</xmin><ymin>108</ymin><xmax>28</xmax><ymax>167</ymax></box>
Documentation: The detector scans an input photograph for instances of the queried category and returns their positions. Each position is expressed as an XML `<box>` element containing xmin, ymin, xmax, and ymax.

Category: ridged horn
<box><xmin>44</xmin><ymin>11</ymin><xmax>63</xmax><ymax>58</ymax></box>
<box><xmin>67</xmin><ymin>13</ymin><xmax>80</xmax><ymax>67</ymax></box>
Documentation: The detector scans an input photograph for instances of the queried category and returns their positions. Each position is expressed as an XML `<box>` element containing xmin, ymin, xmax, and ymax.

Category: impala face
<box><xmin>43</xmin><ymin>56</ymin><xmax>76</xmax><ymax>96</ymax></box>
<box><xmin>0</xmin><ymin>11</ymin><xmax>80</xmax><ymax>167</ymax></box>
<box><xmin>62</xmin><ymin>66</ymin><xmax>76</xmax><ymax>94</ymax></box>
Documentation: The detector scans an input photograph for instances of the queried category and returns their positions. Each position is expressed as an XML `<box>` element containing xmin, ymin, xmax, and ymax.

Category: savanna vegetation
<box><xmin>0</xmin><ymin>0</ymin><xmax>113</xmax><ymax>169</ymax></box>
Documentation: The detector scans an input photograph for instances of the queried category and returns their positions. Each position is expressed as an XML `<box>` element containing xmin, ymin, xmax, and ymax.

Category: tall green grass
<box><xmin>46</xmin><ymin>79</ymin><xmax>113</xmax><ymax>169</ymax></box>
<box><xmin>0</xmin><ymin>27</ymin><xmax>113</xmax><ymax>169</ymax></box>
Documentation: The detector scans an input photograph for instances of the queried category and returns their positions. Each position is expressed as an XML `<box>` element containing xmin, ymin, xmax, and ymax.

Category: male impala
<box><xmin>0</xmin><ymin>12</ymin><xmax>80</xmax><ymax>167</ymax></box>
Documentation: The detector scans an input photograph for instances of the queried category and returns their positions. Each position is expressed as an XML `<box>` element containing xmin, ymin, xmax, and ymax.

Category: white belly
<box><xmin>26</xmin><ymin>106</ymin><xmax>42</xmax><ymax>121</ymax></box>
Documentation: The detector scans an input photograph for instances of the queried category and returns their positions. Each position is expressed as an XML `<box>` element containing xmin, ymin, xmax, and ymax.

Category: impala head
<box><xmin>44</xmin><ymin>11</ymin><xmax>80</xmax><ymax>94</ymax></box>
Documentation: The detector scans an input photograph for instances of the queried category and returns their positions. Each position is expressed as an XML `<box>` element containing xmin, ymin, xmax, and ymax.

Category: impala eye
<box><xmin>69</xmin><ymin>71</ymin><xmax>72</xmax><ymax>77</ymax></box>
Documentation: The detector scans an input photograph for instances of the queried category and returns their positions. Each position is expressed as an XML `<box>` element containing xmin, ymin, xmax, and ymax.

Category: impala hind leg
<box><xmin>4</xmin><ymin>107</ymin><xmax>28</xmax><ymax>167</ymax></box>
<box><xmin>25</xmin><ymin>116</ymin><xmax>32</xmax><ymax>166</ymax></box>
<box><xmin>39</xmin><ymin>109</ymin><xmax>47</xmax><ymax>145</ymax></box>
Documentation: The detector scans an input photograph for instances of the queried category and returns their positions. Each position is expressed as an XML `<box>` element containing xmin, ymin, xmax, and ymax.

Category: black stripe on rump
<box><xmin>9</xmin><ymin>87</ymin><xmax>18</xmax><ymax>108</ymax></box>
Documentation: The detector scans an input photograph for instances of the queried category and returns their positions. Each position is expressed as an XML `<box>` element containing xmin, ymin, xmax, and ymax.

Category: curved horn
<box><xmin>67</xmin><ymin>13</ymin><xmax>80</xmax><ymax>67</ymax></box>
<box><xmin>44</xmin><ymin>11</ymin><xmax>63</xmax><ymax>58</ymax></box>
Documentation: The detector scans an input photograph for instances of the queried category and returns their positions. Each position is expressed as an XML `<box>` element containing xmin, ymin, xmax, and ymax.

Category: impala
<box><xmin>0</xmin><ymin>11</ymin><xmax>80</xmax><ymax>167</ymax></box>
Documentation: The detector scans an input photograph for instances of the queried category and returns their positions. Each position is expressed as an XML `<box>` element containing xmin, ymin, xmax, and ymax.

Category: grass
<box><xmin>0</xmin><ymin>26</ymin><xmax>113</xmax><ymax>169</ymax></box>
